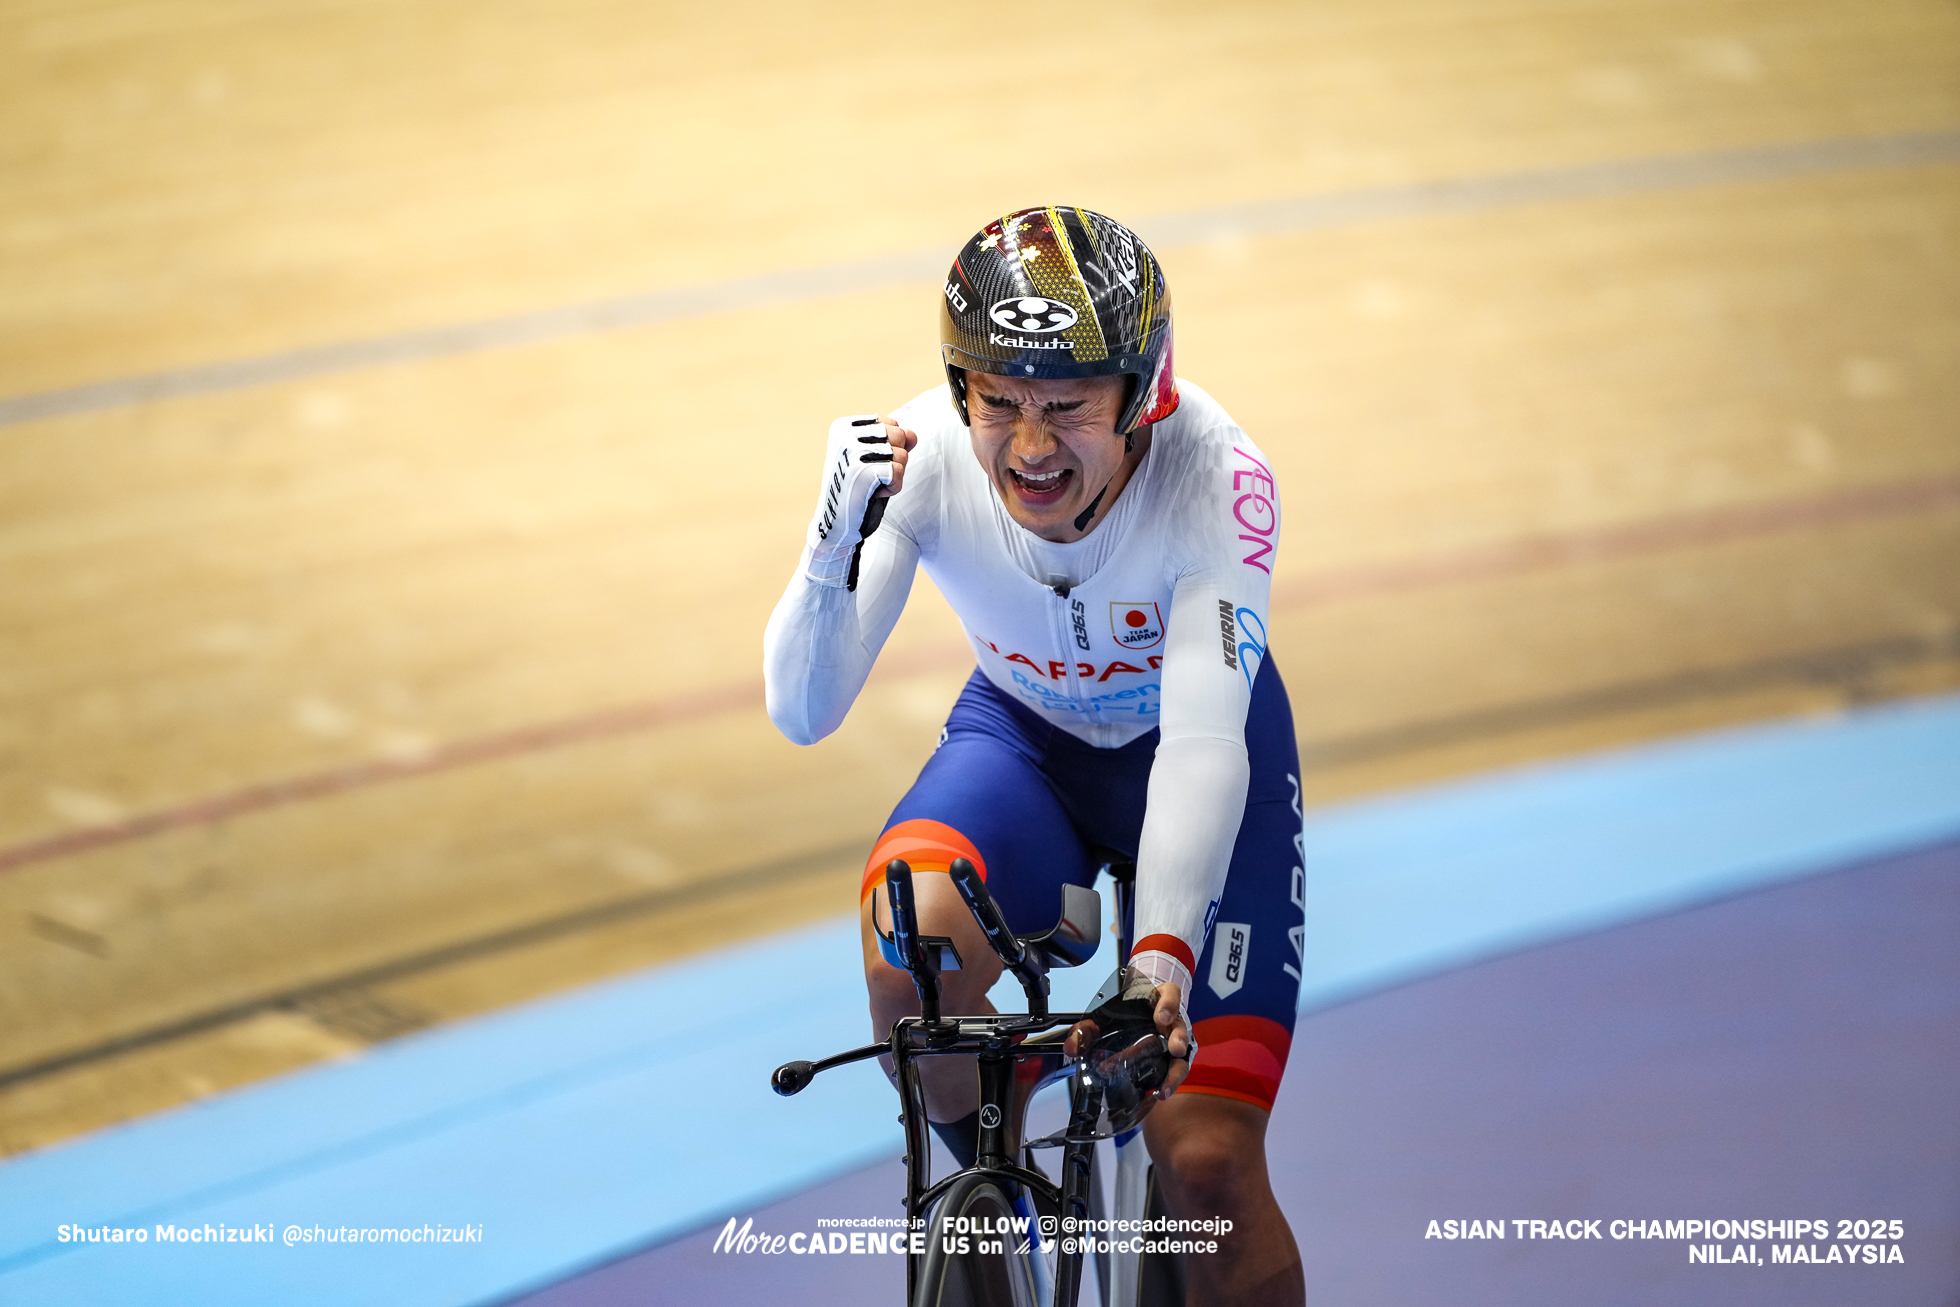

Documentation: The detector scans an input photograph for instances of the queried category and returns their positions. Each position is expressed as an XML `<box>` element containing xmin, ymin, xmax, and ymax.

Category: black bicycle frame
<box><xmin>772</xmin><ymin>857</ymin><xmax>1114</xmax><ymax>1305</ymax></box>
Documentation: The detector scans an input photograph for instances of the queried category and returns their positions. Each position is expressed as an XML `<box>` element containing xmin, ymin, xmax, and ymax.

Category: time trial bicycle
<box><xmin>772</xmin><ymin>855</ymin><xmax>1186</xmax><ymax>1307</ymax></box>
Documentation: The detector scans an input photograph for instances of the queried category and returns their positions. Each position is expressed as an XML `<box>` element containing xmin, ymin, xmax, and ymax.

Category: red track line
<box><xmin>0</xmin><ymin>684</ymin><xmax>766</xmax><ymax>875</ymax></box>
<box><xmin>4</xmin><ymin>475</ymin><xmax>1956</xmax><ymax>877</ymax></box>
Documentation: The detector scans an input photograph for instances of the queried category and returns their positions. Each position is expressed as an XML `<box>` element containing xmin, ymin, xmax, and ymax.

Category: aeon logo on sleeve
<box><xmin>988</xmin><ymin>297</ymin><xmax>1078</xmax><ymax>334</ymax></box>
<box><xmin>1110</xmin><ymin>602</ymin><xmax>1164</xmax><ymax>649</ymax></box>
<box><xmin>1230</xmin><ymin>447</ymin><xmax>1278</xmax><ymax>574</ymax></box>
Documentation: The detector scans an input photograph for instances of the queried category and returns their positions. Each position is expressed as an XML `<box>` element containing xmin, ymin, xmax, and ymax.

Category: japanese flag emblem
<box><xmin>1110</xmin><ymin>602</ymin><xmax>1164</xmax><ymax>650</ymax></box>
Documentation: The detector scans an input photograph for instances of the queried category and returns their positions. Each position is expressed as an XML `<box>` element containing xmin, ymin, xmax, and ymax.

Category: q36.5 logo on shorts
<box><xmin>988</xmin><ymin>297</ymin><xmax>1078</xmax><ymax>334</ymax></box>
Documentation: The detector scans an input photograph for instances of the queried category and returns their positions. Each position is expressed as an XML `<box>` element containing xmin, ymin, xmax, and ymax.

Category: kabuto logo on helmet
<box><xmin>987</xmin><ymin>296</ymin><xmax>1078</xmax><ymax>334</ymax></box>
<box><xmin>987</xmin><ymin>334</ymin><xmax>1075</xmax><ymax>350</ymax></box>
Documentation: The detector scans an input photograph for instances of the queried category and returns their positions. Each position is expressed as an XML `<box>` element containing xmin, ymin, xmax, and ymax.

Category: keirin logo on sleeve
<box><xmin>1209</xmin><ymin>922</ymin><xmax>1250</xmax><ymax>999</ymax></box>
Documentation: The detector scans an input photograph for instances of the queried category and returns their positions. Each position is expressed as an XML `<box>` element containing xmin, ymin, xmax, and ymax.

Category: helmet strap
<box><xmin>946</xmin><ymin>367</ymin><xmax>970</xmax><ymax>425</ymax></box>
<box><xmin>1073</xmin><ymin>475</ymin><xmax>1115</xmax><ymax>533</ymax></box>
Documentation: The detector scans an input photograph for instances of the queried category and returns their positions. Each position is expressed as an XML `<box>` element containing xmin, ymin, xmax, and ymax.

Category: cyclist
<box><xmin>764</xmin><ymin>206</ymin><xmax>1305</xmax><ymax>1305</ymax></box>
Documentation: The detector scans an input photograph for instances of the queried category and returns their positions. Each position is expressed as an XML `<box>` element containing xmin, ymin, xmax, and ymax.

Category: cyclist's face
<box><xmin>964</xmin><ymin>372</ymin><xmax>1130</xmax><ymax>542</ymax></box>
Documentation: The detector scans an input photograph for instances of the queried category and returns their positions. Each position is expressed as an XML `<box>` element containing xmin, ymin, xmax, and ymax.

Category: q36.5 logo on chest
<box><xmin>1110</xmin><ymin>602</ymin><xmax>1164</xmax><ymax>650</ymax></box>
<box><xmin>988</xmin><ymin>297</ymin><xmax>1078</xmax><ymax>334</ymax></box>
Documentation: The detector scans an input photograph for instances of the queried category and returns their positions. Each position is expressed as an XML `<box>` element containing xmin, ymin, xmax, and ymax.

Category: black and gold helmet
<box><xmin>940</xmin><ymin>205</ymin><xmax>1179</xmax><ymax>435</ymax></box>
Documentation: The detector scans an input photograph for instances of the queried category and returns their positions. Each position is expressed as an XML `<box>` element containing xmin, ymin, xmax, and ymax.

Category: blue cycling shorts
<box><xmin>862</xmin><ymin>657</ymin><xmax>1304</xmax><ymax>1111</ymax></box>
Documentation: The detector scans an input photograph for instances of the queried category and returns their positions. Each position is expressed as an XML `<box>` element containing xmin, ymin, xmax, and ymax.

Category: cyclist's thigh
<box><xmin>1181</xmin><ymin>656</ymin><xmax>1304</xmax><ymax>1112</ymax></box>
<box><xmin>863</xmin><ymin>684</ymin><xmax>1095</xmax><ymax>938</ymax></box>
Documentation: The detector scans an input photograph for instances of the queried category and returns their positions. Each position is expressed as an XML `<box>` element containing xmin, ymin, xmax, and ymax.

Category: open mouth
<box><xmin>1008</xmin><ymin>467</ymin><xmax>1073</xmax><ymax>500</ymax></box>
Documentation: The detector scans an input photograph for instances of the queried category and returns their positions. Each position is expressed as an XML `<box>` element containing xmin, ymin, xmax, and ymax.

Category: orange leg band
<box><xmin>860</xmin><ymin>819</ymin><xmax>988</xmax><ymax>901</ymax></box>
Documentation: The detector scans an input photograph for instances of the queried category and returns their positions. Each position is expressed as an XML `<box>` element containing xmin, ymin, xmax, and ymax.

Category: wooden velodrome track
<box><xmin>2</xmin><ymin>0</ymin><xmax>1956</xmax><ymax>1158</ymax></box>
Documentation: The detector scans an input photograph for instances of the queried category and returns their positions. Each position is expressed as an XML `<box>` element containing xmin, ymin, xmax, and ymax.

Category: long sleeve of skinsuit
<box><xmin>763</xmin><ymin>410</ymin><xmax>936</xmax><ymax>746</ymax></box>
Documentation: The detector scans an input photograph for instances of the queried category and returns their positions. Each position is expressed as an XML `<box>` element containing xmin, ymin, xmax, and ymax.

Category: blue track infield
<box><xmin>2</xmin><ymin>693</ymin><xmax>1957</xmax><ymax>1305</ymax></box>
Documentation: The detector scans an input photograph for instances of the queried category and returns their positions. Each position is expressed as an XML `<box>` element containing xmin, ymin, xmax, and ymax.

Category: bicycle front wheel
<box><xmin>914</xmin><ymin>1175</ymin><xmax>1041</xmax><ymax>1307</ymax></box>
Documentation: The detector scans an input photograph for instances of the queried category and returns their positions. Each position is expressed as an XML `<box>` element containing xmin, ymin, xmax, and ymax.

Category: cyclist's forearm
<box><xmin>1126</xmin><ymin>559</ymin><xmax>1261</xmax><ymax>993</ymax></box>
<box><xmin>1130</xmin><ymin>732</ymin><xmax>1250</xmax><ymax>997</ymax></box>
<box><xmin>762</xmin><ymin>531</ymin><xmax>916</xmax><ymax>745</ymax></box>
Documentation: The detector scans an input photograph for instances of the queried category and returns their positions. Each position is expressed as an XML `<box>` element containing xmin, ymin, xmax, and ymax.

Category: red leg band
<box><xmin>1177</xmin><ymin>1014</ymin><xmax>1294</xmax><ymax>1112</ymax></box>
